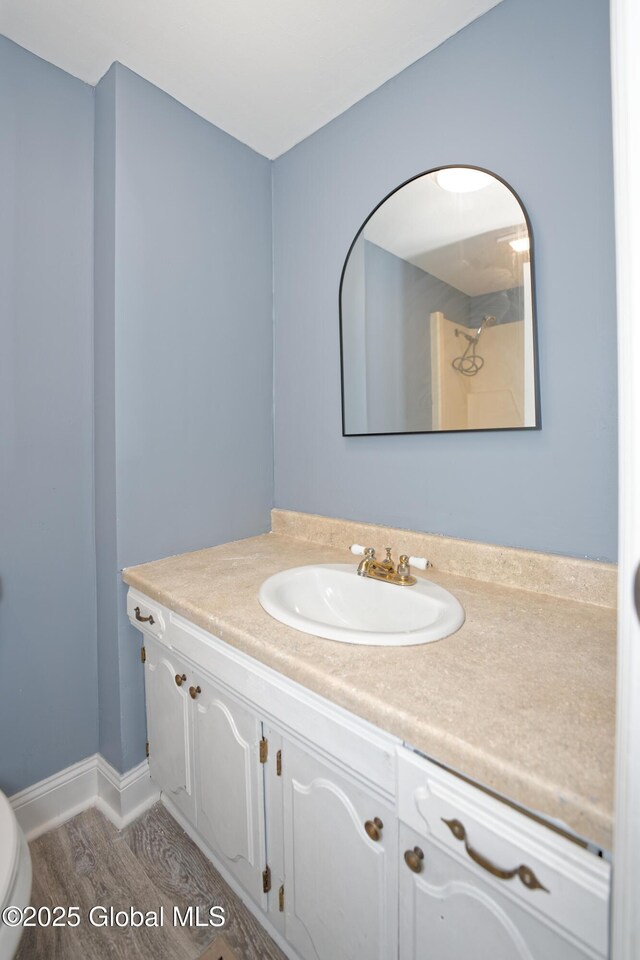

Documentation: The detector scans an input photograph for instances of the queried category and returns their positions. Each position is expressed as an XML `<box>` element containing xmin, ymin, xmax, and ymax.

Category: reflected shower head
<box><xmin>475</xmin><ymin>314</ymin><xmax>496</xmax><ymax>337</ymax></box>
<box><xmin>452</xmin><ymin>315</ymin><xmax>496</xmax><ymax>376</ymax></box>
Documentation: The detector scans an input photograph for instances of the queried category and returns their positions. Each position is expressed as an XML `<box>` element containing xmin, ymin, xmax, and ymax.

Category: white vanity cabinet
<box><xmin>128</xmin><ymin>589</ymin><xmax>610</xmax><ymax>960</ymax></box>
<box><xmin>399</xmin><ymin>821</ymin><xmax>596</xmax><ymax>960</ymax></box>
<box><xmin>143</xmin><ymin>636</ymin><xmax>194</xmax><ymax>822</ymax></box>
<box><xmin>190</xmin><ymin>670</ymin><xmax>267</xmax><ymax>906</ymax></box>
<box><xmin>142</xmin><ymin>630</ymin><xmax>268</xmax><ymax>907</ymax></box>
<box><xmin>279</xmin><ymin>738</ymin><xmax>398</xmax><ymax>960</ymax></box>
<box><xmin>397</xmin><ymin>750</ymin><xmax>610</xmax><ymax>960</ymax></box>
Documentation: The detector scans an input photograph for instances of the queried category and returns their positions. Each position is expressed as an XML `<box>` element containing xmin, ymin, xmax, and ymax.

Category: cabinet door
<box><xmin>399</xmin><ymin>823</ymin><xmax>596</xmax><ymax>960</ymax></box>
<box><xmin>144</xmin><ymin>637</ymin><xmax>193</xmax><ymax>820</ymax></box>
<box><xmin>397</xmin><ymin>749</ymin><xmax>608</xmax><ymax>960</ymax></box>
<box><xmin>281</xmin><ymin>738</ymin><xmax>397</xmax><ymax>960</ymax></box>
<box><xmin>192</xmin><ymin>676</ymin><xmax>267</xmax><ymax>906</ymax></box>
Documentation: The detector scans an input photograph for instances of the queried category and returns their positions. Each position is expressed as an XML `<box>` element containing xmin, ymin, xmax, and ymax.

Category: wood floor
<box><xmin>15</xmin><ymin>803</ymin><xmax>286</xmax><ymax>960</ymax></box>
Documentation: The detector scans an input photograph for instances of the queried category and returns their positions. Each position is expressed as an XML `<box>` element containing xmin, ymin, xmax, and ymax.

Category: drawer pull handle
<box><xmin>404</xmin><ymin>847</ymin><xmax>424</xmax><ymax>873</ymax></box>
<box><xmin>175</xmin><ymin>674</ymin><xmax>187</xmax><ymax>687</ymax></box>
<box><xmin>442</xmin><ymin>818</ymin><xmax>549</xmax><ymax>893</ymax></box>
<box><xmin>364</xmin><ymin>817</ymin><xmax>384</xmax><ymax>841</ymax></box>
<box><xmin>134</xmin><ymin>606</ymin><xmax>155</xmax><ymax>625</ymax></box>
<box><xmin>189</xmin><ymin>685</ymin><xmax>202</xmax><ymax>700</ymax></box>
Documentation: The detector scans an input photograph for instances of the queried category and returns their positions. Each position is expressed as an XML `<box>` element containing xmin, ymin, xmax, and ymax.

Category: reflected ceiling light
<box><xmin>435</xmin><ymin>168</ymin><xmax>493</xmax><ymax>193</ymax></box>
<box><xmin>509</xmin><ymin>237</ymin><xmax>530</xmax><ymax>253</ymax></box>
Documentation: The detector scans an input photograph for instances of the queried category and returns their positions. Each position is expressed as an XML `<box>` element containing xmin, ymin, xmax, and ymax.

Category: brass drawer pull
<box><xmin>175</xmin><ymin>674</ymin><xmax>187</xmax><ymax>687</ymax></box>
<box><xmin>189</xmin><ymin>685</ymin><xmax>202</xmax><ymax>700</ymax></box>
<box><xmin>134</xmin><ymin>606</ymin><xmax>155</xmax><ymax>625</ymax></box>
<box><xmin>364</xmin><ymin>817</ymin><xmax>384</xmax><ymax>841</ymax></box>
<box><xmin>442</xmin><ymin>818</ymin><xmax>549</xmax><ymax>892</ymax></box>
<box><xmin>404</xmin><ymin>846</ymin><xmax>424</xmax><ymax>874</ymax></box>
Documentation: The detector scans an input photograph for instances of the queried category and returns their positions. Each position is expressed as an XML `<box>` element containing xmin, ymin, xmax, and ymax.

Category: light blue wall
<box><xmin>113</xmin><ymin>64</ymin><xmax>274</xmax><ymax>567</ymax></box>
<box><xmin>273</xmin><ymin>0</ymin><xmax>617</xmax><ymax>561</ymax></box>
<box><xmin>1</xmin><ymin>0</ymin><xmax>618</xmax><ymax>793</ymax></box>
<box><xmin>94</xmin><ymin>64</ymin><xmax>274</xmax><ymax>772</ymax></box>
<box><xmin>94</xmin><ymin>66</ymin><xmax>124</xmax><ymax>770</ymax></box>
<box><xmin>0</xmin><ymin>38</ymin><xmax>98</xmax><ymax>793</ymax></box>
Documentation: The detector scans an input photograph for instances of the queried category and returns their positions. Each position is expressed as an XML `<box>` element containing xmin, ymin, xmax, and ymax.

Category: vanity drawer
<box><xmin>127</xmin><ymin>589</ymin><xmax>166</xmax><ymax>639</ymax></box>
<box><xmin>397</xmin><ymin>748</ymin><xmax>609</xmax><ymax>958</ymax></box>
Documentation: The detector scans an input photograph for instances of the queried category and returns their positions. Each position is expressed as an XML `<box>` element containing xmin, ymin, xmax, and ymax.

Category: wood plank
<box><xmin>198</xmin><ymin>934</ymin><xmax>243</xmax><ymax>960</ymax></box>
<box><xmin>16</xmin><ymin>807</ymin><xmax>192</xmax><ymax>960</ymax></box>
<box><xmin>122</xmin><ymin>803</ymin><xmax>287</xmax><ymax>960</ymax></box>
<box><xmin>15</xmin><ymin>805</ymin><xmax>286</xmax><ymax>960</ymax></box>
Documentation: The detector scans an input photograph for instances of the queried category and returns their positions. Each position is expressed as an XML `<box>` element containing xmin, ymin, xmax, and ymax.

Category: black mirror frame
<box><xmin>338</xmin><ymin>164</ymin><xmax>542</xmax><ymax>437</ymax></box>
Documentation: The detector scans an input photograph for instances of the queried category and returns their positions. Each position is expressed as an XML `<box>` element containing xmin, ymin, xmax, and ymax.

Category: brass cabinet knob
<box><xmin>404</xmin><ymin>847</ymin><xmax>425</xmax><ymax>873</ymax></box>
<box><xmin>189</xmin><ymin>685</ymin><xmax>201</xmax><ymax>700</ymax></box>
<box><xmin>175</xmin><ymin>674</ymin><xmax>187</xmax><ymax>687</ymax></box>
<box><xmin>364</xmin><ymin>817</ymin><xmax>384</xmax><ymax>841</ymax></box>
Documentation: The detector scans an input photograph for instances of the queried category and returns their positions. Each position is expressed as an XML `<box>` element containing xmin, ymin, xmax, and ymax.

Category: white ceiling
<box><xmin>364</xmin><ymin>173</ymin><xmax>525</xmax><ymax>258</ymax></box>
<box><xmin>0</xmin><ymin>0</ymin><xmax>502</xmax><ymax>158</ymax></box>
<box><xmin>364</xmin><ymin>172</ymin><xmax>527</xmax><ymax>295</ymax></box>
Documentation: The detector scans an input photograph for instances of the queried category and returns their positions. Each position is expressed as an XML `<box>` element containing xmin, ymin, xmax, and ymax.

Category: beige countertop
<box><xmin>123</xmin><ymin>527</ymin><xmax>616</xmax><ymax>851</ymax></box>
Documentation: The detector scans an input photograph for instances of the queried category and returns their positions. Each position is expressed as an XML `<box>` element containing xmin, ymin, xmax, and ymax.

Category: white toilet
<box><xmin>0</xmin><ymin>791</ymin><xmax>32</xmax><ymax>960</ymax></box>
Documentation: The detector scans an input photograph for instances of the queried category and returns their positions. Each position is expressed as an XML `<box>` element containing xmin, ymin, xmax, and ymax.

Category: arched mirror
<box><xmin>339</xmin><ymin>166</ymin><xmax>540</xmax><ymax>436</ymax></box>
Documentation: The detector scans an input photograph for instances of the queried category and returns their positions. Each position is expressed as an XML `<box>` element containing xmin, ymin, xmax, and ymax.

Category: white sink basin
<box><xmin>258</xmin><ymin>563</ymin><xmax>464</xmax><ymax>646</ymax></box>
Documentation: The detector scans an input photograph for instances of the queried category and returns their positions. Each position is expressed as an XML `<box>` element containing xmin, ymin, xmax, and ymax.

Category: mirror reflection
<box><xmin>340</xmin><ymin>167</ymin><xmax>539</xmax><ymax>435</ymax></box>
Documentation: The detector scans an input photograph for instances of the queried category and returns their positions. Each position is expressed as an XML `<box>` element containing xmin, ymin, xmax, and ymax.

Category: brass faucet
<box><xmin>354</xmin><ymin>546</ymin><xmax>420</xmax><ymax>587</ymax></box>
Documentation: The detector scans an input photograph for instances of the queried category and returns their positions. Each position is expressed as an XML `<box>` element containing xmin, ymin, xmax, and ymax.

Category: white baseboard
<box><xmin>95</xmin><ymin>756</ymin><xmax>160</xmax><ymax>830</ymax></box>
<box><xmin>9</xmin><ymin>756</ymin><xmax>99</xmax><ymax>841</ymax></box>
<box><xmin>9</xmin><ymin>755</ymin><xmax>160</xmax><ymax>840</ymax></box>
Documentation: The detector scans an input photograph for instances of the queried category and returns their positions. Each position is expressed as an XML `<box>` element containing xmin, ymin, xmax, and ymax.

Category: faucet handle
<box><xmin>350</xmin><ymin>544</ymin><xmax>376</xmax><ymax>558</ymax></box>
<box><xmin>408</xmin><ymin>555</ymin><xmax>430</xmax><ymax>570</ymax></box>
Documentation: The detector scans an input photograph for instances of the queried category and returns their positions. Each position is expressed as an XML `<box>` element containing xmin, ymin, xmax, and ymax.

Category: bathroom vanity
<box><xmin>124</xmin><ymin>511</ymin><xmax>615</xmax><ymax>960</ymax></box>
